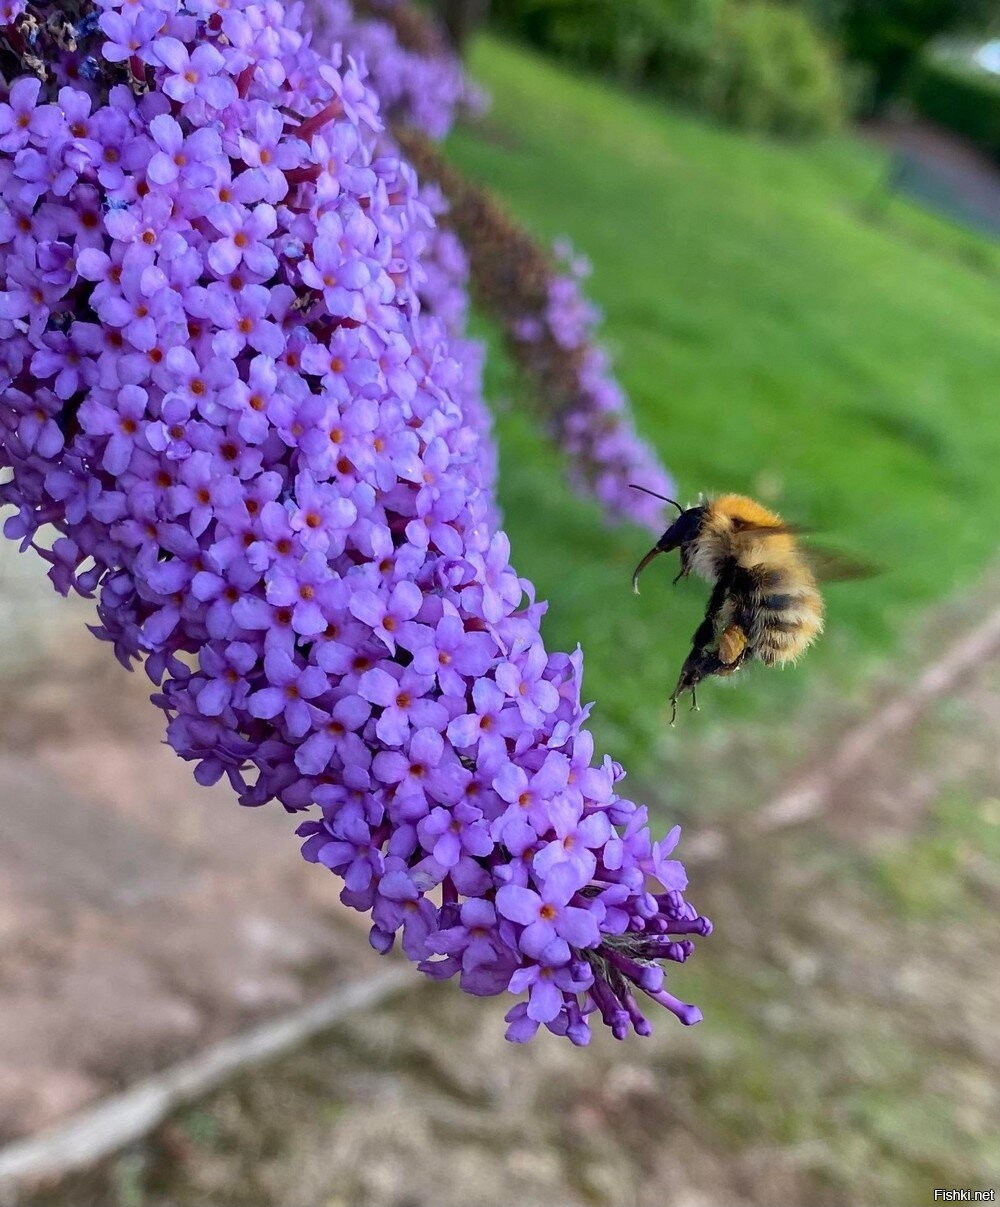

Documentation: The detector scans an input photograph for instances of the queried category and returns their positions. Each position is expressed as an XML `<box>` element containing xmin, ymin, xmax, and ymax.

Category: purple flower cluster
<box><xmin>417</xmin><ymin>183</ymin><xmax>496</xmax><ymax>510</ymax></box>
<box><xmin>518</xmin><ymin>239</ymin><xmax>676</xmax><ymax>531</ymax></box>
<box><xmin>0</xmin><ymin>0</ymin><xmax>708</xmax><ymax>1042</ymax></box>
<box><xmin>299</xmin><ymin>1</ymin><xmax>495</xmax><ymax>505</ymax></box>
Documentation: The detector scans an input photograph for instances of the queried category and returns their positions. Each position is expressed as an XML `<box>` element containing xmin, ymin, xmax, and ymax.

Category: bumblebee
<box><xmin>631</xmin><ymin>488</ymin><xmax>825</xmax><ymax>722</ymax></box>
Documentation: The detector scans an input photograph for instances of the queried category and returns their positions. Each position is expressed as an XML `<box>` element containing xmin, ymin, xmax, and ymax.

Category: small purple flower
<box><xmin>6</xmin><ymin>391</ymin><xmax>63</xmax><ymax>459</ymax></box>
<box><xmin>416</xmin><ymin>801</ymin><xmax>493</xmax><ymax>868</ymax></box>
<box><xmin>533</xmin><ymin>801</ymin><xmax>613</xmax><ymax>883</ymax></box>
<box><xmin>153</xmin><ymin>38</ymin><xmax>237</xmax><ymax>110</ymax></box>
<box><xmin>247</xmin><ymin>646</ymin><xmax>328</xmax><ymax>737</ymax></box>
<box><xmin>289</xmin><ymin>470</ymin><xmax>357</xmax><ymax>555</ymax></box>
<box><xmin>235</xmin><ymin>106</ymin><xmax>298</xmax><ymax>203</ymax></box>
<box><xmin>168</xmin><ymin>450</ymin><xmax>241</xmax><ymax>537</ymax></box>
<box><xmin>446</xmin><ymin>677</ymin><xmax>516</xmax><ymax>772</ymax></box>
<box><xmin>509</xmin><ymin>952</ymin><xmax>591</xmax><ymax>1023</ymax></box>
<box><xmin>264</xmin><ymin>550</ymin><xmax>346</xmax><ymax>637</ymax></box>
<box><xmin>348</xmin><ymin>580</ymin><xmax>423</xmax><ymax>655</ymax></box>
<box><xmin>358</xmin><ymin>664</ymin><xmax>448</xmax><ymax>747</ymax></box>
<box><xmin>146</xmin><ymin>115</ymin><xmax>221</xmax><ymax>189</ymax></box>
<box><xmin>207</xmin><ymin>202</ymin><xmax>278</xmax><ymax>279</ymax></box>
<box><xmin>194</xmin><ymin>641</ymin><xmax>258</xmax><ymax>716</ymax></box>
<box><xmin>77</xmin><ymin>385</ymin><xmax>148</xmax><ymax>476</ymax></box>
<box><xmin>315</xmin><ymin>811</ymin><xmax>383</xmax><ymax>893</ymax></box>
<box><xmin>496</xmin><ymin>642</ymin><xmax>560</xmax><ymax>726</ymax></box>
<box><xmin>370</xmin><ymin>726</ymin><xmax>458</xmax><ymax>816</ymax></box>
<box><xmin>424</xmin><ymin>899</ymin><xmax>509</xmax><ymax>984</ymax></box>
<box><xmin>496</xmin><ymin>863</ymin><xmax>600</xmax><ymax>957</ymax></box>
<box><xmin>299</xmin><ymin>210</ymin><xmax>375</xmax><ymax>319</ymax></box>
<box><xmin>492</xmin><ymin>751</ymin><xmax>570</xmax><ymax>836</ymax></box>
<box><xmin>208</xmin><ymin>285</ymin><xmax>286</xmax><ymax>360</ymax></box>
<box><xmin>295</xmin><ymin>692</ymin><xmax>372</xmax><ymax>776</ymax></box>
<box><xmin>371</xmin><ymin>861</ymin><xmax>438</xmax><ymax>959</ymax></box>
<box><xmin>412</xmin><ymin>608</ymin><xmax>495</xmax><ymax>696</ymax></box>
<box><xmin>98</xmin><ymin>7</ymin><xmax>163</xmax><ymax>64</ymax></box>
<box><xmin>30</xmin><ymin>332</ymin><xmax>83</xmax><ymax>401</ymax></box>
<box><xmin>0</xmin><ymin>77</ymin><xmax>62</xmax><ymax>153</ymax></box>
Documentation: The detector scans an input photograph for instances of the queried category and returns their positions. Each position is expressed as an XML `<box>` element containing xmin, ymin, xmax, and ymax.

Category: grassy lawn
<box><xmin>444</xmin><ymin>38</ymin><xmax>1000</xmax><ymax>803</ymax></box>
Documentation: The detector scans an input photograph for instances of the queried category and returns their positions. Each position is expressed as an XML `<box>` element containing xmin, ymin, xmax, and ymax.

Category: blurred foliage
<box><xmin>702</xmin><ymin>2</ymin><xmax>844</xmax><ymax>135</ymax></box>
<box><xmin>803</xmin><ymin>0</ymin><xmax>998</xmax><ymax>110</ymax></box>
<box><xmin>489</xmin><ymin>0</ymin><xmax>845</xmax><ymax>135</ymax></box>
<box><xmin>909</xmin><ymin>42</ymin><xmax>1000</xmax><ymax>162</ymax></box>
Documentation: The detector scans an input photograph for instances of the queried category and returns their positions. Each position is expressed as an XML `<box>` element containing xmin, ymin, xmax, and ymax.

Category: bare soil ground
<box><xmin>10</xmin><ymin>578</ymin><xmax>1000</xmax><ymax>1207</ymax></box>
<box><xmin>0</xmin><ymin>635</ymin><xmax>385</xmax><ymax>1145</ymax></box>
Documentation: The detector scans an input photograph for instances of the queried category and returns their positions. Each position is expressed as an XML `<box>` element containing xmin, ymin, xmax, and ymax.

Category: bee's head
<box><xmin>629</xmin><ymin>486</ymin><xmax>707</xmax><ymax>594</ymax></box>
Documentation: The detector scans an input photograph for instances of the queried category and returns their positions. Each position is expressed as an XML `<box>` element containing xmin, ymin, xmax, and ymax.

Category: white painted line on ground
<box><xmin>0</xmin><ymin>969</ymin><xmax>410</xmax><ymax>1198</ymax></box>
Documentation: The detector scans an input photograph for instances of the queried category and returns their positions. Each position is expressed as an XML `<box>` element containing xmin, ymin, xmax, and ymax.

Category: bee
<box><xmin>630</xmin><ymin>487</ymin><xmax>825</xmax><ymax>723</ymax></box>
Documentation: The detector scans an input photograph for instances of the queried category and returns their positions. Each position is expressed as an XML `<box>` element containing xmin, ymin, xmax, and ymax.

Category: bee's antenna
<box><xmin>628</xmin><ymin>484</ymin><xmax>683</xmax><ymax>514</ymax></box>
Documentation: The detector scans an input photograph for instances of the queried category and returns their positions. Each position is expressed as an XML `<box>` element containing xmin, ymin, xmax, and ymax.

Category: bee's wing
<box><xmin>734</xmin><ymin>520</ymin><xmax>879</xmax><ymax>581</ymax></box>
<box><xmin>732</xmin><ymin>519</ymin><xmax>877</xmax><ymax>579</ymax></box>
<box><xmin>730</xmin><ymin>519</ymin><xmax>811</xmax><ymax>537</ymax></box>
<box><xmin>802</xmin><ymin>544</ymin><xmax>880</xmax><ymax>582</ymax></box>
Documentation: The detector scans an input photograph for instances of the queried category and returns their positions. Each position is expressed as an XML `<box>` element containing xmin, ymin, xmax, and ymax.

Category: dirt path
<box><xmin>866</xmin><ymin>115</ymin><xmax>1000</xmax><ymax>240</ymax></box>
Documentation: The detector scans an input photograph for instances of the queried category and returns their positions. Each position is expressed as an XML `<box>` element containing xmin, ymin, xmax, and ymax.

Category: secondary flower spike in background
<box><xmin>0</xmin><ymin>0</ymin><xmax>709</xmax><ymax>1043</ymax></box>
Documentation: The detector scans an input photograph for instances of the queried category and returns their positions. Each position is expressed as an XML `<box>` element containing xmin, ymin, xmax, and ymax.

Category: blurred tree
<box><xmin>434</xmin><ymin>0</ymin><xmax>491</xmax><ymax>50</ymax></box>
<box><xmin>805</xmin><ymin>0</ymin><xmax>998</xmax><ymax>108</ymax></box>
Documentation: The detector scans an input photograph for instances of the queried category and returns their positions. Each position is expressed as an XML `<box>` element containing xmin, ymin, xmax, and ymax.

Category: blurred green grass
<box><xmin>445</xmin><ymin>37</ymin><xmax>1000</xmax><ymax>787</ymax></box>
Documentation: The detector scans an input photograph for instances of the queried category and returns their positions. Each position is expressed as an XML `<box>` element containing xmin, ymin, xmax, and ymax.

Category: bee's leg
<box><xmin>689</xmin><ymin>607</ymin><xmax>718</xmax><ymax>653</ymax></box>
<box><xmin>670</xmin><ymin>651</ymin><xmax>711</xmax><ymax>721</ymax></box>
<box><xmin>690</xmin><ymin>565</ymin><xmax>736</xmax><ymax>649</ymax></box>
<box><xmin>669</xmin><ymin>665</ymin><xmax>694</xmax><ymax>725</ymax></box>
<box><xmin>673</xmin><ymin>644</ymin><xmax>738</xmax><ymax>712</ymax></box>
<box><xmin>670</xmin><ymin>564</ymin><xmax>739</xmax><ymax>720</ymax></box>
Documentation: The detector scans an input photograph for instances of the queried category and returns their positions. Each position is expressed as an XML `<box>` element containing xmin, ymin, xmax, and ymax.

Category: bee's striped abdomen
<box><xmin>749</xmin><ymin>565</ymin><xmax>823</xmax><ymax>665</ymax></box>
